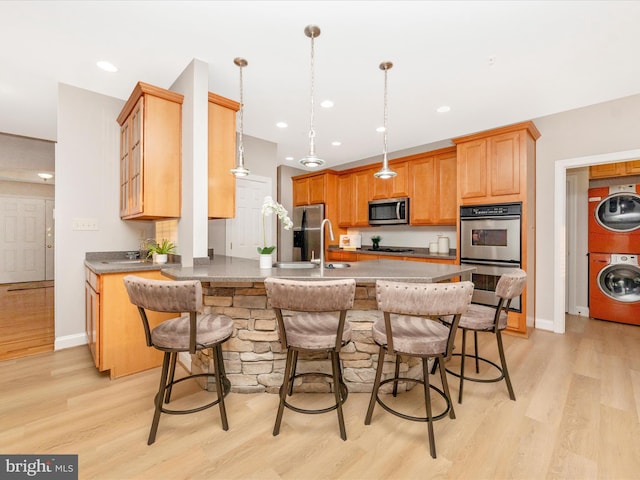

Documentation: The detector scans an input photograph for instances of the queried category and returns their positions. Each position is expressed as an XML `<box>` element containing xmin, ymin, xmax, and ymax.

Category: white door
<box><xmin>227</xmin><ymin>176</ymin><xmax>272</xmax><ymax>259</ymax></box>
<box><xmin>0</xmin><ymin>196</ymin><xmax>46</xmax><ymax>283</ymax></box>
<box><xmin>45</xmin><ymin>199</ymin><xmax>55</xmax><ymax>281</ymax></box>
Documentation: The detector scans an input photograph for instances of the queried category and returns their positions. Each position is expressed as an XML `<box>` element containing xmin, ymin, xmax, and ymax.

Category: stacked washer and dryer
<box><xmin>588</xmin><ymin>184</ymin><xmax>640</xmax><ymax>325</ymax></box>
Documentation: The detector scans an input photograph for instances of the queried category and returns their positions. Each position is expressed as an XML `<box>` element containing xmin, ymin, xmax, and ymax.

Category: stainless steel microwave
<box><xmin>368</xmin><ymin>197</ymin><xmax>409</xmax><ymax>225</ymax></box>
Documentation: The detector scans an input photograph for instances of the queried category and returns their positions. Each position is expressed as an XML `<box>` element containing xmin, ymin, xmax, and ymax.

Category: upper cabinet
<box><xmin>408</xmin><ymin>148</ymin><xmax>457</xmax><ymax>225</ymax></box>
<box><xmin>117</xmin><ymin>82</ymin><xmax>183</xmax><ymax>220</ymax></box>
<box><xmin>337</xmin><ymin>174</ymin><xmax>354</xmax><ymax>227</ymax></box>
<box><xmin>293</xmin><ymin>173</ymin><xmax>328</xmax><ymax>206</ymax></box>
<box><xmin>371</xmin><ymin>161</ymin><xmax>409</xmax><ymax>199</ymax></box>
<box><xmin>590</xmin><ymin>160</ymin><xmax>640</xmax><ymax>179</ymax></box>
<box><xmin>453</xmin><ymin>121</ymin><xmax>540</xmax><ymax>205</ymax></box>
<box><xmin>208</xmin><ymin>92</ymin><xmax>240</xmax><ymax>219</ymax></box>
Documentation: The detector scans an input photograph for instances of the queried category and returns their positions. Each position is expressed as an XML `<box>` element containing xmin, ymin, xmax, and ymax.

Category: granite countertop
<box><xmin>328</xmin><ymin>244</ymin><xmax>456</xmax><ymax>260</ymax></box>
<box><xmin>84</xmin><ymin>251</ymin><xmax>181</xmax><ymax>274</ymax></box>
<box><xmin>161</xmin><ymin>255</ymin><xmax>474</xmax><ymax>283</ymax></box>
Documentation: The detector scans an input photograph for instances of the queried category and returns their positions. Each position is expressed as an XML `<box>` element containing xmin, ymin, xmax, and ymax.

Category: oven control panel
<box><xmin>460</xmin><ymin>202</ymin><xmax>522</xmax><ymax>218</ymax></box>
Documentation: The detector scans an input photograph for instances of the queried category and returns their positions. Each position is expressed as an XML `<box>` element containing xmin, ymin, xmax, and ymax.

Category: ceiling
<box><xmin>1</xmin><ymin>0</ymin><xmax>640</xmax><ymax>182</ymax></box>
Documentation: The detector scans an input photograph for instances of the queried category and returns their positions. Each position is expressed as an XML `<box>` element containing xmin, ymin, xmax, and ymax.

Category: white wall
<box><xmin>55</xmin><ymin>83</ymin><xmax>151</xmax><ymax>347</ymax></box>
<box><xmin>534</xmin><ymin>93</ymin><xmax>640</xmax><ymax>329</ymax></box>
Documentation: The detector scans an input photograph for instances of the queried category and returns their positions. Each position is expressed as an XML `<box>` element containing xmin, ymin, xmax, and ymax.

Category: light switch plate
<box><xmin>72</xmin><ymin>218</ymin><xmax>98</xmax><ymax>231</ymax></box>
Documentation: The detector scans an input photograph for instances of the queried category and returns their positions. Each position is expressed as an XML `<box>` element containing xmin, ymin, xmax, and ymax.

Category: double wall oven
<box><xmin>460</xmin><ymin>202</ymin><xmax>522</xmax><ymax>311</ymax></box>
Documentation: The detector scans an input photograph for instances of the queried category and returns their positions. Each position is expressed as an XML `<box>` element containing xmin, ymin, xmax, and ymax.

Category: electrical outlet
<box><xmin>72</xmin><ymin>218</ymin><xmax>98</xmax><ymax>231</ymax></box>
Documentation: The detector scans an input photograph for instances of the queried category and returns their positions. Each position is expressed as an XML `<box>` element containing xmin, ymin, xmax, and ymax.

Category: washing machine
<box><xmin>588</xmin><ymin>184</ymin><xmax>640</xmax><ymax>253</ymax></box>
<box><xmin>589</xmin><ymin>253</ymin><xmax>640</xmax><ymax>325</ymax></box>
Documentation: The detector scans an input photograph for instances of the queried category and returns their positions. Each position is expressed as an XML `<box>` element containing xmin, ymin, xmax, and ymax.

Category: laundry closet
<box><xmin>587</xmin><ymin>161</ymin><xmax>640</xmax><ymax>325</ymax></box>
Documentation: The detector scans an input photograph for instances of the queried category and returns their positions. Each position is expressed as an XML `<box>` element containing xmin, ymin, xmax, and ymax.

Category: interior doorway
<box><xmin>554</xmin><ymin>149</ymin><xmax>640</xmax><ymax>333</ymax></box>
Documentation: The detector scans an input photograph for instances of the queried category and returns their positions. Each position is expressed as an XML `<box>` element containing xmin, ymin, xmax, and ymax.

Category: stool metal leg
<box><xmin>212</xmin><ymin>345</ymin><xmax>229</xmax><ymax>431</ymax></box>
<box><xmin>437</xmin><ymin>355</ymin><xmax>455</xmax><ymax>420</ymax></box>
<box><xmin>496</xmin><ymin>330</ymin><xmax>516</xmax><ymax>400</ymax></box>
<box><xmin>164</xmin><ymin>352</ymin><xmax>178</xmax><ymax>403</ymax></box>
<box><xmin>274</xmin><ymin>348</ymin><xmax>295</xmax><ymax>436</ymax></box>
<box><xmin>288</xmin><ymin>350</ymin><xmax>299</xmax><ymax>396</ymax></box>
<box><xmin>392</xmin><ymin>354</ymin><xmax>401</xmax><ymax>397</ymax></box>
<box><xmin>330</xmin><ymin>351</ymin><xmax>347</xmax><ymax>441</ymax></box>
<box><xmin>148</xmin><ymin>352</ymin><xmax>171</xmax><ymax>445</ymax></box>
<box><xmin>473</xmin><ymin>331</ymin><xmax>480</xmax><ymax>373</ymax></box>
<box><xmin>458</xmin><ymin>328</ymin><xmax>467</xmax><ymax>404</ymax></box>
<box><xmin>422</xmin><ymin>357</ymin><xmax>436</xmax><ymax>459</ymax></box>
<box><xmin>365</xmin><ymin>345</ymin><xmax>386</xmax><ymax>425</ymax></box>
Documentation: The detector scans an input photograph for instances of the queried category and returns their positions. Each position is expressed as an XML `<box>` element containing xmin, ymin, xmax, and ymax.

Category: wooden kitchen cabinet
<box><xmin>453</xmin><ymin>121</ymin><xmax>540</xmax><ymax>336</ymax></box>
<box><xmin>85</xmin><ymin>268</ymin><xmax>175</xmax><ymax>379</ymax></box>
<box><xmin>371</xmin><ymin>161</ymin><xmax>409</xmax><ymax>199</ymax></box>
<box><xmin>454</xmin><ymin>121</ymin><xmax>540</xmax><ymax>205</ymax></box>
<box><xmin>408</xmin><ymin>148</ymin><xmax>457</xmax><ymax>225</ymax></box>
<box><xmin>337</xmin><ymin>174</ymin><xmax>354</xmax><ymax>227</ymax></box>
<box><xmin>327</xmin><ymin>250</ymin><xmax>358</xmax><ymax>262</ymax></box>
<box><xmin>293</xmin><ymin>173</ymin><xmax>327</xmax><ymax>206</ymax></box>
<box><xmin>589</xmin><ymin>160</ymin><xmax>640</xmax><ymax>179</ymax></box>
<box><xmin>117</xmin><ymin>82</ymin><xmax>184</xmax><ymax>220</ymax></box>
<box><xmin>353</xmin><ymin>170</ymin><xmax>372</xmax><ymax>227</ymax></box>
<box><xmin>208</xmin><ymin>92</ymin><xmax>240</xmax><ymax>219</ymax></box>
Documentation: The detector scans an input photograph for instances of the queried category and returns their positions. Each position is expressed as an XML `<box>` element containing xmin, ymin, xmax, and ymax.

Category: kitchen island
<box><xmin>159</xmin><ymin>255</ymin><xmax>474</xmax><ymax>394</ymax></box>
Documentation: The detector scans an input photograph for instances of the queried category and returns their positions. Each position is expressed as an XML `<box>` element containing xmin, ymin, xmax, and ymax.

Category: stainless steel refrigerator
<box><xmin>292</xmin><ymin>203</ymin><xmax>325</xmax><ymax>261</ymax></box>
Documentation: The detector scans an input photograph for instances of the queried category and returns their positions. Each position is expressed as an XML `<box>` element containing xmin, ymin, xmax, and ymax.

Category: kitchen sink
<box><xmin>325</xmin><ymin>263</ymin><xmax>351</xmax><ymax>269</ymax></box>
<box><xmin>101</xmin><ymin>259</ymin><xmax>149</xmax><ymax>264</ymax></box>
<box><xmin>272</xmin><ymin>262</ymin><xmax>318</xmax><ymax>269</ymax></box>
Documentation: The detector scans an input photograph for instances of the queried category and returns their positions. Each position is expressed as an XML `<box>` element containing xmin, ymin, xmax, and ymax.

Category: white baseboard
<box><xmin>575</xmin><ymin>306</ymin><xmax>589</xmax><ymax>317</ymax></box>
<box><xmin>534</xmin><ymin>317</ymin><xmax>555</xmax><ymax>332</ymax></box>
<box><xmin>55</xmin><ymin>333</ymin><xmax>87</xmax><ymax>351</ymax></box>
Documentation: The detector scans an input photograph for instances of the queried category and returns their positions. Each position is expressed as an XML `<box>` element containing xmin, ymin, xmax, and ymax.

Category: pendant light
<box><xmin>230</xmin><ymin>57</ymin><xmax>250</xmax><ymax>177</ymax></box>
<box><xmin>299</xmin><ymin>25</ymin><xmax>325</xmax><ymax>168</ymax></box>
<box><xmin>373</xmin><ymin>61</ymin><xmax>397</xmax><ymax>179</ymax></box>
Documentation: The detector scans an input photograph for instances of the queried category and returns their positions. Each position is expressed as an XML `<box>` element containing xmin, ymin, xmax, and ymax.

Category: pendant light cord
<box><xmin>238</xmin><ymin>63</ymin><xmax>245</xmax><ymax>162</ymax></box>
<box><xmin>382</xmin><ymin>65</ymin><xmax>389</xmax><ymax>163</ymax></box>
<box><xmin>308</xmin><ymin>31</ymin><xmax>317</xmax><ymax>157</ymax></box>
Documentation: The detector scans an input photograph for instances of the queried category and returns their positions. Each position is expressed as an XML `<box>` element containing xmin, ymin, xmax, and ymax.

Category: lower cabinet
<box><xmin>85</xmin><ymin>268</ymin><xmax>175</xmax><ymax>379</ymax></box>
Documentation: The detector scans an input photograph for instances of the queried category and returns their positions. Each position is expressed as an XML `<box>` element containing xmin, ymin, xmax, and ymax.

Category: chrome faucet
<box><xmin>320</xmin><ymin>218</ymin><xmax>334</xmax><ymax>274</ymax></box>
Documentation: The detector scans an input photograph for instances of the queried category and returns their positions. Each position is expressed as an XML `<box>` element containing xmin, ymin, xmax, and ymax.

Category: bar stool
<box><xmin>123</xmin><ymin>275</ymin><xmax>234</xmax><ymax>445</ymax></box>
<box><xmin>365</xmin><ymin>280</ymin><xmax>474</xmax><ymax>458</ymax></box>
<box><xmin>443</xmin><ymin>269</ymin><xmax>526</xmax><ymax>404</ymax></box>
<box><xmin>264</xmin><ymin>277</ymin><xmax>356</xmax><ymax>441</ymax></box>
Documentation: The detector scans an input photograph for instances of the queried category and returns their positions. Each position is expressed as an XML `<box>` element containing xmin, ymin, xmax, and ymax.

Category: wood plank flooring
<box><xmin>0</xmin><ymin>314</ymin><xmax>639</xmax><ymax>479</ymax></box>
<box><xmin>0</xmin><ymin>280</ymin><xmax>54</xmax><ymax>360</ymax></box>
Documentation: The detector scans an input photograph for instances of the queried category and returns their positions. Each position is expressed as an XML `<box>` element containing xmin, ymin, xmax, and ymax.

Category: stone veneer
<box><xmin>192</xmin><ymin>281</ymin><xmax>423</xmax><ymax>394</ymax></box>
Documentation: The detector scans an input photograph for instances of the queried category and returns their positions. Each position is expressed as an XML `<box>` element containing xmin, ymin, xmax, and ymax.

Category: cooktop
<box><xmin>365</xmin><ymin>248</ymin><xmax>414</xmax><ymax>253</ymax></box>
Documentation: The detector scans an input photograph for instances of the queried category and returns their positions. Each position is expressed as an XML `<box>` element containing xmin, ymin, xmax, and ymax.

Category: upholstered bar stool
<box><xmin>365</xmin><ymin>280</ymin><xmax>474</xmax><ymax>459</ymax></box>
<box><xmin>123</xmin><ymin>275</ymin><xmax>234</xmax><ymax>445</ymax></box>
<box><xmin>443</xmin><ymin>269</ymin><xmax>526</xmax><ymax>404</ymax></box>
<box><xmin>264</xmin><ymin>277</ymin><xmax>356</xmax><ymax>441</ymax></box>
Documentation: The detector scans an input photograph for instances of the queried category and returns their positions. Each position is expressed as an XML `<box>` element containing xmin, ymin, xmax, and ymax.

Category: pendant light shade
<box><xmin>374</xmin><ymin>61</ymin><xmax>397</xmax><ymax>179</ymax></box>
<box><xmin>230</xmin><ymin>57</ymin><xmax>250</xmax><ymax>177</ymax></box>
<box><xmin>299</xmin><ymin>25</ymin><xmax>325</xmax><ymax>168</ymax></box>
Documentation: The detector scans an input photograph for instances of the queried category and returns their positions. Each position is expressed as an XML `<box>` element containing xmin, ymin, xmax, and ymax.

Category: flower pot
<box><xmin>153</xmin><ymin>253</ymin><xmax>168</xmax><ymax>264</ymax></box>
<box><xmin>259</xmin><ymin>253</ymin><xmax>273</xmax><ymax>269</ymax></box>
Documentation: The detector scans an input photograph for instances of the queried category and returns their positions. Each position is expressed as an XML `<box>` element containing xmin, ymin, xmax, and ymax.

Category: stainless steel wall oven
<box><xmin>460</xmin><ymin>202</ymin><xmax>522</xmax><ymax>311</ymax></box>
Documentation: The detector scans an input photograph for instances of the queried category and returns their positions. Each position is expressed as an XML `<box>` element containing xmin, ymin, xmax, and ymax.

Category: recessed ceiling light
<box><xmin>96</xmin><ymin>60</ymin><xmax>118</xmax><ymax>73</ymax></box>
<box><xmin>320</xmin><ymin>100</ymin><xmax>334</xmax><ymax>108</ymax></box>
<box><xmin>285</xmin><ymin>156</ymin><xmax>294</xmax><ymax>161</ymax></box>
<box><xmin>376</xmin><ymin>126</ymin><xmax>386</xmax><ymax>133</ymax></box>
<box><xmin>37</xmin><ymin>172</ymin><xmax>53</xmax><ymax>179</ymax></box>
<box><xmin>331</xmin><ymin>141</ymin><xmax>341</xmax><ymax>146</ymax></box>
<box><xmin>276</xmin><ymin>122</ymin><xmax>288</xmax><ymax>128</ymax></box>
<box><xmin>437</xmin><ymin>105</ymin><xmax>451</xmax><ymax>113</ymax></box>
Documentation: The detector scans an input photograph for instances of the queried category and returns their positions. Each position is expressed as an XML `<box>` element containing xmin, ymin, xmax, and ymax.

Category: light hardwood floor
<box><xmin>1</xmin><ymin>314</ymin><xmax>639</xmax><ymax>479</ymax></box>
<box><xmin>0</xmin><ymin>280</ymin><xmax>54</xmax><ymax>360</ymax></box>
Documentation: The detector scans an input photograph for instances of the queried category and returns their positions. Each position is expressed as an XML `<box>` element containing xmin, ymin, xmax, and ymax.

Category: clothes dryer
<box><xmin>588</xmin><ymin>184</ymin><xmax>640</xmax><ymax>253</ymax></box>
<box><xmin>589</xmin><ymin>253</ymin><xmax>640</xmax><ymax>325</ymax></box>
